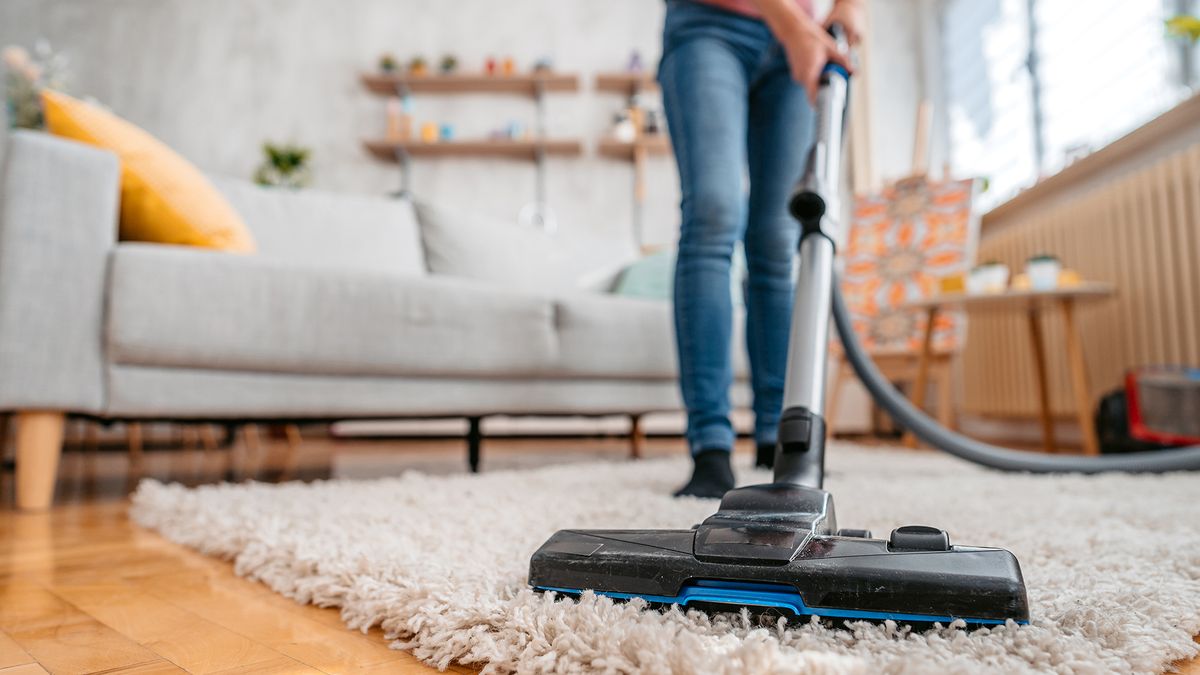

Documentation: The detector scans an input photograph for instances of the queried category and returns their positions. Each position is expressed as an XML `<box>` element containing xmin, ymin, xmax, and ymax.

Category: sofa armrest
<box><xmin>0</xmin><ymin>131</ymin><xmax>119</xmax><ymax>413</ymax></box>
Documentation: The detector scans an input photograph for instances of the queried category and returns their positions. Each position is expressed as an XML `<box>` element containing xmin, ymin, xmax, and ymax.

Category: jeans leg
<box><xmin>744</xmin><ymin>50</ymin><xmax>815</xmax><ymax>446</ymax></box>
<box><xmin>660</xmin><ymin>36</ymin><xmax>751</xmax><ymax>455</ymax></box>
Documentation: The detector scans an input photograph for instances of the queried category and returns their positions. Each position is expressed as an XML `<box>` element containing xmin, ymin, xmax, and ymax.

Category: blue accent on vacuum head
<box><xmin>537</xmin><ymin>579</ymin><xmax>1028</xmax><ymax>627</ymax></box>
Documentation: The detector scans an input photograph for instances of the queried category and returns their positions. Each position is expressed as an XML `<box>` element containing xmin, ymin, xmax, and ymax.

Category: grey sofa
<box><xmin>0</xmin><ymin>131</ymin><xmax>750</xmax><ymax>509</ymax></box>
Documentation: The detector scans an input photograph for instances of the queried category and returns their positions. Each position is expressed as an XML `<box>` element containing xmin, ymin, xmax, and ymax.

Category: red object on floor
<box><xmin>1125</xmin><ymin>367</ymin><xmax>1200</xmax><ymax>445</ymax></box>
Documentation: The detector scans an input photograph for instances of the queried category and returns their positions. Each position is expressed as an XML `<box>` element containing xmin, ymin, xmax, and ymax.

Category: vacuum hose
<box><xmin>831</xmin><ymin>282</ymin><xmax>1200</xmax><ymax>472</ymax></box>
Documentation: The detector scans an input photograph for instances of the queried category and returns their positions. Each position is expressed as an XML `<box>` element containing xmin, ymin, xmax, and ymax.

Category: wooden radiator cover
<box><xmin>964</xmin><ymin>143</ymin><xmax>1200</xmax><ymax>418</ymax></box>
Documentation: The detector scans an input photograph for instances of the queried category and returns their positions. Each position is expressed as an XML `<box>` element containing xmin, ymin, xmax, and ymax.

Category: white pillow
<box><xmin>415</xmin><ymin>201</ymin><xmax>582</xmax><ymax>293</ymax></box>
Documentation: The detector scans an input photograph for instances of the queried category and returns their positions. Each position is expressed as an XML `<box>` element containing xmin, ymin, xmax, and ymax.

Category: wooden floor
<box><xmin>1</xmin><ymin>435</ymin><xmax>1197</xmax><ymax>674</ymax></box>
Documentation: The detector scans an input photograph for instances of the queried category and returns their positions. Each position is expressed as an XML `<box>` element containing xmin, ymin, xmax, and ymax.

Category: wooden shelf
<box><xmin>597</xmin><ymin>136</ymin><xmax>671</xmax><ymax>161</ymax></box>
<box><xmin>364</xmin><ymin>138</ymin><xmax>584</xmax><ymax>162</ymax></box>
<box><xmin>361</xmin><ymin>72</ymin><xmax>579</xmax><ymax>97</ymax></box>
<box><xmin>595</xmin><ymin>72</ymin><xmax>659</xmax><ymax>95</ymax></box>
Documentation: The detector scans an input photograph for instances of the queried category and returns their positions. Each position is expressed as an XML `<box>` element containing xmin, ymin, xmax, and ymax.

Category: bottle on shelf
<box><xmin>386</xmin><ymin>96</ymin><xmax>414</xmax><ymax>141</ymax></box>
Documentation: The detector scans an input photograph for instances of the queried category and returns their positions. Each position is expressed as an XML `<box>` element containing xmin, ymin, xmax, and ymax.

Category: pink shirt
<box><xmin>696</xmin><ymin>0</ymin><xmax>814</xmax><ymax>19</ymax></box>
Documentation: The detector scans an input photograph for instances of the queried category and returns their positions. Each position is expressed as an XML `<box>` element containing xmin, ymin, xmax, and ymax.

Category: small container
<box><xmin>967</xmin><ymin>262</ymin><xmax>1009</xmax><ymax>294</ymax></box>
<box><xmin>385</xmin><ymin>97</ymin><xmax>403</xmax><ymax>139</ymax></box>
<box><xmin>485</xmin><ymin>57</ymin><xmax>496</xmax><ymax>75</ymax></box>
<box><xmin>439</xmin><ymin>123</ymin><xmax>454</xmax><ymax>141</ymax></box>
<box><xmin>420</xmin><ymin>122</ymin><xmax>439</xmax><ymax>143</ymax></box>
<box><xmin>501</xmin><ymin>57</ymin><xmax>516</xmax><ymax>76</ymax></box>
<box><xmin>385</xmin><ymin>96</ymin><xmax>413</xmax><ymax>140</ymax></box>
<box><xmin>1025</xmin><ymin>254</ymin><xmax>1062</xmax><ymax>291</ymax></box>
<box><xmin>612</xmin><ymin>112</ymin><xmax>636</xmax><ymax>143</ymax></box>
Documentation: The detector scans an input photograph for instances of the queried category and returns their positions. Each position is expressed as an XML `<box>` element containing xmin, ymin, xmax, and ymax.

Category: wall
<box><xmin>2</xmin><ymin>0</ymin><xmax>927</xmax><ymax>273</ymax></box>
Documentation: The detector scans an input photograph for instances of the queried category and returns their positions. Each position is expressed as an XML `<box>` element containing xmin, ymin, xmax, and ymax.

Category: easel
<box><xmin>827</xmin><ymin>100</ymin><xmax>959</xmax><ymax>445</ymax></box>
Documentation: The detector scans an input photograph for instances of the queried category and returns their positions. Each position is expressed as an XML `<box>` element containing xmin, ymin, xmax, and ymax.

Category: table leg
<box><xmin>905</xmin><ymin>307</ymin><xmax>938</xmax><ymax>448</ymax></box>
<box><xmin>1026</xmin><ymin>308</ymin><xmax>1056</xmax><ymax>453</ymax></box>
<box><xmin>1061</xmin><ymin>299</ymin><xmax>1101</xmax><ymax>456</ymax></box>
<box><xmin>825</xmin><ymin>356</ymin><xmax>847</xmax><ymax>441</ymax></box>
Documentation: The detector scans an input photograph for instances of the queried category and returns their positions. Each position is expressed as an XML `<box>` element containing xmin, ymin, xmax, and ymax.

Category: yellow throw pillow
<box><xmin>40</xmin><ymin>90</ymin><xmax>256</xmax><ymax>253</ymax></box>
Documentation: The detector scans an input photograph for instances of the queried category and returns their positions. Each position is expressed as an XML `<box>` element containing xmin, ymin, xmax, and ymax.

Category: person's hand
<box><xmin>780</xmin><ymin>17</ymin><xmax>853</xmax><ymax>104</ymax></box>
<box><xmin>824</xmin><ymin>0</ymin><xmax>866</xmax><ymax>46</ymax></box>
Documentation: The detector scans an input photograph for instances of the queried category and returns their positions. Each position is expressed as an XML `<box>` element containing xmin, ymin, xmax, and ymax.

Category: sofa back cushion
<box><xmin>211</xmin><ymin>176</ymin><xmax>426</xmax><ymax>276</ymax></box>
<box><xmin>414</xmin><ymin>201</ymin><xmax>579</xmax><ymax>292</ymax></box>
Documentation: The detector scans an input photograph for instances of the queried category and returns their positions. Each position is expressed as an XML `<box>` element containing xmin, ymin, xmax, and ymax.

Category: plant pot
<box><xmin>1026</xmin><ymin>257</ymin><xmax>1062</xmax><ymax>291</ymax></box>
<box><xmin>967</xmin><ymin>263</ymin><xmax>1009</xmax><ymax>294</ymax></box>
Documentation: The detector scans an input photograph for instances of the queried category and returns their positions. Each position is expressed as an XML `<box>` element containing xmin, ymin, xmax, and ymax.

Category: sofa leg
<box><xmin>126</xmin><ymin>422</ymin><xmax>144</xmax><ymax>487</ymax></box>
<box><xmin>629</xmin><ymin>414</ymin><xmax>644</xmax><ymax>460</ymax></box>
<box><xmin>467</xmin><ymin>417</ymin><xmax>482</xmax><ymax>473</ymax></box>
<box><xmin>15</xmin><ymin>411</ymin><xmax>65</xmax><ymax>511</ymax></box>
<box><xmin>276</xmin><ymin>424</ymin><xmax>303</xmax><ymax>482</ymax></box>
<box><xmin>0</xmin><ymin>413</ymin><xmax>10</xmax><ymax>457</ymax></box>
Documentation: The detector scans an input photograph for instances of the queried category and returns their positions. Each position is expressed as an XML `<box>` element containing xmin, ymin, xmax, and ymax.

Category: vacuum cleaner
<box><xmin>528</xmin><ymin>25</ymin><xmax>1200</xmax><ymax>627</ymax></box>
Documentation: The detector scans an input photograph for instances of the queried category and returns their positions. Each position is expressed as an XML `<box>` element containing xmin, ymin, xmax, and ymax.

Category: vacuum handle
<box><xmin>823</xmin><ymin>23</ymin><xmax>851</xmax><ymax>79</ymax></box>
<box><xmin>788</xmin><ymin>24</ymin><xmax>852</xmax><ymax>227</ymax></box>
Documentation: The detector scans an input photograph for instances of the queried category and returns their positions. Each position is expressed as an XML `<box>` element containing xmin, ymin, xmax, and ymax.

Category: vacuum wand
<box><xmin>528</xmin><ymin>24</ymin><xmax>1033</xmax><ymax>625</ymax></box>
<box><xmin>773</xmin><ymin>25</ymin><xmax>851</xmax><ymax>489</ymax></box>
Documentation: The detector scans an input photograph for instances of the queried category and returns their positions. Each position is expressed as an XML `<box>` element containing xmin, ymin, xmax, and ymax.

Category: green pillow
<box><xmin>613</xmin><ymin>246</ymin><xmax>747</xmax><ymax>306</ymax></box>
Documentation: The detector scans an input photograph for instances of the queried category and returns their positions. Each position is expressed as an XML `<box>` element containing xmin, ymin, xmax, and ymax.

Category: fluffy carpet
<box><xmin>131</xmin><ymin>444</ymin><xmax>1200</xmax><ymax>674</ymax></box>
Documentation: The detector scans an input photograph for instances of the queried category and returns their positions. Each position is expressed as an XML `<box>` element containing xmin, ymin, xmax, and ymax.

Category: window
<box><xmin>941</xmin><ymin>0</ymin><xmax>1196</xmax><ymax>209</ymax></box>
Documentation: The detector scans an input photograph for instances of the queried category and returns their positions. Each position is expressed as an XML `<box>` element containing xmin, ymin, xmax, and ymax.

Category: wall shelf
<box><xmin>597</xmin><ymin>136</ymin><xmax>671</xmax><ymax>161</ymax></box>
<box><xmin>362</xmin><ymin>69</ymin><xmax>581</xmax><ymax>231</ymax></box>
<box><xmin>364</xmin><ymin>139</ymin><xmax>584</xmax><ymax>162</ymax></box>
<box><xmin>595</xmin><ymin>72</ymin><xmax>659</xmax><ymax>96</ymax></box>
<box><xmin>361</xmin><ymin>72</ymin><xmax>580</xmax><ymax>97</ymax></box>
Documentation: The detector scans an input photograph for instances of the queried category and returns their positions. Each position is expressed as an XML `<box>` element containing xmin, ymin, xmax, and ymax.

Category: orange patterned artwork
<box><xmin>841</xmin><ymin>177</ymin><xmax>978</xmax><ymax>353</ymax></box>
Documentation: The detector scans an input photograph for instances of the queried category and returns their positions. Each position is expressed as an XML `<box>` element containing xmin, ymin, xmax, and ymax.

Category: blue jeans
<box><xmin>659</xmin><ymin>0</ymin><xmax>815</xmax><ymax>454</ymax></box>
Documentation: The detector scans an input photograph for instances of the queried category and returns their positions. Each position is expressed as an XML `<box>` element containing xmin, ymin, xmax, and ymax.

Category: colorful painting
<box><xmin>841</xmin><ymin>177</ymin><xmax>978</xmax><ymax>353</ymax></box>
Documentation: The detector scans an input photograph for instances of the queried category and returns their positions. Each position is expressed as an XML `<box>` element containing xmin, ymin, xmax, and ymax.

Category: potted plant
<box><xmin>378</xmin><ymin>52</ymin><xmax>399</xmax><ymax>74</ymax></box>
<box><xmin>253</xmin><ymin>142</ymin><xmax>312</xmax><ymax>189</ymax></box>
<box><xmin>1025</xmin><ymin>254</ymin><xmax>1062</xmax><ymax>291</ymax></box>
<box><xmin>3</xmin><ymin>40</ymin><xmax>69</xmax><ymax>130</ymax></box>
<box><xmin>409</xmin><ymin>56</ymin><xmax>429</xmax><ymax>77</ymax></box>
<box><xmin>1166</xmin><ymin>14</ymin><xmax>1200</xmax><ymax>43</ymax></box>
<box><xmin>439</xmin><ymin>54</ymin><xmax>458</xmax><ymax>75</ymax></box>
<box><xmin>967</xmin><ymin>260</ymin><xmax>1010</xmax><ymax>294</ymax></box>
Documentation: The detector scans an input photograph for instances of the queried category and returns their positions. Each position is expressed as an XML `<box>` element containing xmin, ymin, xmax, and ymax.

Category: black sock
<box><xmin>756</xmin><ymin>442</ymin><xmax>776</xmax><ymax>469</ymax></box>
<box><xmin>674</xmin><ymin>448</ymin><xmax>735</xmax><ymax>499</ymax></box>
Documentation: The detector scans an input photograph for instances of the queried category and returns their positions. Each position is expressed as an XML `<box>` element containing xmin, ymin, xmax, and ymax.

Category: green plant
<box><xmin>253</xmin><ymin>142</ymin><xmax>312</xmax><ymax>189</ymax></box>
<box><xmin>439</xmin><ymin>54</ymin><xmax>458</xmax><ymax>74</ymax></box>
<box><xmin>378</xmin><ymin>52</ymin><xmax>399</xmax><ymax>73</ymax></box>
<box><xmin>3</xmin><ymin>40</ymin><xmax>69</xmax><ymax>130</ymax></box>
<box><xmin>1027</xmin><ymin>253</ymin><xmax>1060</xmax><ymax>263</ymax></box>
<box><xmin>1167</xmin><ymin>14</ymin><xmax>1200</xmax><ymax>43</ymax></box>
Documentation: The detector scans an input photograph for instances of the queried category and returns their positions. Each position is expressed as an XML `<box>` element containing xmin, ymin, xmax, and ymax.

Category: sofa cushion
<box><xmin>415</xmin><ymin>200</ymin><xmax>579</xmax><ymax>292</ymax></box>
<box><xmin>211</xmin><ymin>176</ymin><xmax>425</xmax><ymax>276</ymax></box>
<box><xmin>552</xmin><ymin>294</ymin><xmax>750</xmax><ymax>380</ymax></box>
<box><xmin>107</xmin><ymin>244</ymin><xmax>556</xmax><ymax>378</ymax></box>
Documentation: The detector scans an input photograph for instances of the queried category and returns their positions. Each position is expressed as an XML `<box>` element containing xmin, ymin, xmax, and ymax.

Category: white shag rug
<box><xmin>131</xmin><ymin>444</ymin><xmax>1200</xmax><ymax>674</ymax></box>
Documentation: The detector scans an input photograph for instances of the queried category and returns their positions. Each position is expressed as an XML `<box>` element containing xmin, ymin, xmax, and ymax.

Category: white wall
<box><xmin>2</xmin><ymin>0</ymin><xmax>927</xmax><ymax>270</ymax></box>
<box><xmin>1</xmin><ymin>0</ymin><xmax>674</xmax><ymax>267</ymax></box>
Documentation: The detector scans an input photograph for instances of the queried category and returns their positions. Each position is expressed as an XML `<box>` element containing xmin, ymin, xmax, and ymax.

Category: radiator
<box><xmin>963</xmin><ymin>143</ymin><xmax>1200</xmax><ymax>418</ymax></box>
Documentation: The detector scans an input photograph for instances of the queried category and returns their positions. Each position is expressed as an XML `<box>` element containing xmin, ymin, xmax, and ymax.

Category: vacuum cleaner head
<box><xmin>529</xmin><ymin>484</ymin><xmax>1029</xmax><ymax>626</ymax></box>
